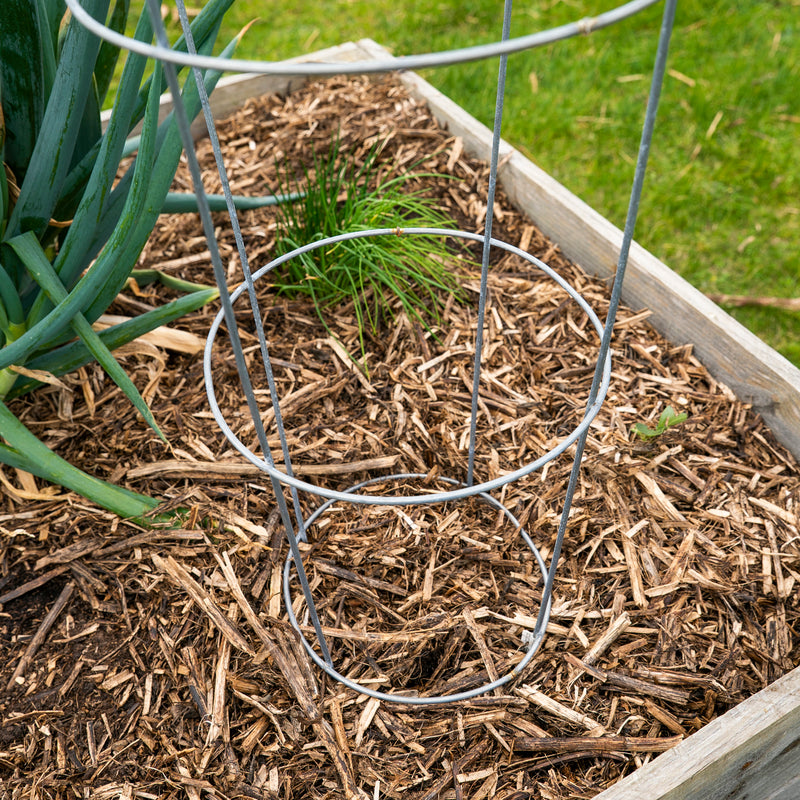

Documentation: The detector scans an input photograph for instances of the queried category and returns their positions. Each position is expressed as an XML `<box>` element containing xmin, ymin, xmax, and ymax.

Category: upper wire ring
<box><xmin>203</xmin><ymin>227</ymin><xmax>612</xmax><ymax>507</ymax></box>
<box><xmin>64</xmin><ymin>0</ymin><xmax>661</xmax><ymax>75</ymax></box>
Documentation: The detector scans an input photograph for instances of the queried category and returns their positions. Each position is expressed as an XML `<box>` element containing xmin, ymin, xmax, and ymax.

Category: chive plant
<box><xmin>272</xmin><ymin>137</ymin><xmax>470</xmax><ymax>361</ymax></box>
<box><xmin>0</xmin><ymin>0</ymin><xmax>252</xmax><ymax>517</ymax></box>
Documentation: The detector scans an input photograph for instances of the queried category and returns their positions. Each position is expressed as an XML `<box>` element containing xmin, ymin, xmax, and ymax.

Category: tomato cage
<box><xmin>66</xmin><ymin>0</ymin><xmax>677</xmax><ymax>704</ymax></box>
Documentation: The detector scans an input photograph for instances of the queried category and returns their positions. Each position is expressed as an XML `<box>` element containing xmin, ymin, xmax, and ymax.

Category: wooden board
<box><xmin>101</xmin><ymin>41</ymin><xmax>364</xmax><ymax>137</ymax></box>
<box><xmin>593</xmin><ymin>663</ymin><xmax>800</xmax><ymax>800</ymax></box>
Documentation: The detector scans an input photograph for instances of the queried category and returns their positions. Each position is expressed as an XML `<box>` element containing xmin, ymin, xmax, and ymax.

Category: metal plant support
<box><xmin>67</xmin><ymin>0</ymin><xmax>677</xmax><ymax>704</ymax></box>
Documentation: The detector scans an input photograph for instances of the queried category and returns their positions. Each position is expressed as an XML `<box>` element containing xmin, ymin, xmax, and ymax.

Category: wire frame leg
<box><xmin>144</xmin><ymin>0</ymin><xmax>333</xmax><ymax>665</ymax></box>
<box><xmin>534</xmin><ymin>0</ymin><xmax>678</xmax><ymax>643</ymax></box>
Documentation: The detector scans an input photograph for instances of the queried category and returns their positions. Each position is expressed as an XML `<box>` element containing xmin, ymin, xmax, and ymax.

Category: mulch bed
<box><xmin>1</xmin><ymin>75</ymin><xmax>799</xmax><ymax>800</ymax></box>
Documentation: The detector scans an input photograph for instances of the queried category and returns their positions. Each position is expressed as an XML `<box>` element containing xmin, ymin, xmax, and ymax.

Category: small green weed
<box><xmin>272</xmin><ymin>137</ymin><xmax>470</xmax><ymax>360</ymax></box>
<box><xmin>631</xmin><ymin>405</ymin><xmax>688</xmax><ymax>441</ymax></box>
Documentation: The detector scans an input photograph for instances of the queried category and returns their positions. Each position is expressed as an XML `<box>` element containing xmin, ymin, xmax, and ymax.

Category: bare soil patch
<box><xmin>1</xmin><ymin>75</ymin><xmax>798</xmax><ymax>800</ymax></box>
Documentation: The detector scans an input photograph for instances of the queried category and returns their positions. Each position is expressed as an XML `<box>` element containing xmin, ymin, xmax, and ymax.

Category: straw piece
<box><xmin>583</xmin><ymin>611</ymin><xmax>632</xmax><ymax>667</ymax></box>
<box><xmin>515</xmin><ymin>685</ymin><xmax>605</xmax><ymax>732</ymax></box>
<box><xmin>514</xmin><ymin>734</ymin><xmax>682</xmax><ymax>753</ymax></box>
<box><xmin>7</xmin><ymin>582</ymin><xmax>74</xmax><ymax>691</ymax></box>
<box><xmin>151</xmin><ymin>554</ymin><xmax>254</xmax><ymax>655</ymax></box>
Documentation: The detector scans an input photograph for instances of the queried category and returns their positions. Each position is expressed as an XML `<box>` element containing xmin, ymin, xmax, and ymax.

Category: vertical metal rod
<box><xmin>172</xmin><ymin>3</ymin><xmax>306</xmax><ymax>535</ymax></box>
<box><xmin>466</xmin><ymin>0</ymin><xmax>514</xmax><ymax>486</ymax></box>
<box><xmin>145</xmin><ymin>0</ymin><xmax>332</xmax><ymax>665</ymax></box>
<box><xmin>534</xmin><ymin>0</ymin><xmax>678</xmax><ymax>638</ymax></box>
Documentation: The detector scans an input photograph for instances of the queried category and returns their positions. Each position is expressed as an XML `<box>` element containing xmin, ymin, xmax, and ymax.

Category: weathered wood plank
<box><xmin>101</xmin><ymin>41</ymin><xmax>368</xmax><ymax>134</ymax></box>
<box><xmin>592</xmin><ymin>664</ymin><xmax>800</xmax><ymax>800</ymax></box>
<box><xmin>175</xmin><ymin>41</ymin><xmax>371</xmax><ymax>134</ymax></box>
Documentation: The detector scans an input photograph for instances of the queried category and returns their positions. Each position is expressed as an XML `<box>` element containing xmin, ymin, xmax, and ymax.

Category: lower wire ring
<box><xmin>282</xmin><ymin>474</ymin><xmax>552</xmax><ymax>705</ymax></box>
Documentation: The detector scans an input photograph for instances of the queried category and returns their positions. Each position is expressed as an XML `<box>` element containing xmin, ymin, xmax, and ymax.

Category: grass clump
<box><xmin>272</xmin><ymin>137</ymin><xmax>470</xmax><ymax>359</ymax></box>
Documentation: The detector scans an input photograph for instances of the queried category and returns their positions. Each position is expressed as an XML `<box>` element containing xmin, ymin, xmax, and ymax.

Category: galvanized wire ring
<box><xmin>282</xmin><ymin>473</ymin><xmax>552</xmax><ymax>705</ymax></box>
<box><xmin>64</xmin><ymin>0</ymin><xmax>660</xmax><ymax>75</ymax></box>
<box><xmin>203</xmin><ymin>227</ymin><xmax>612</xmax><ymax>506</ymax></box>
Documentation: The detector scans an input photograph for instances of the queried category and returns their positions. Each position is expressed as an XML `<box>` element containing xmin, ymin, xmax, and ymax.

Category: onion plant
<box><xmin>273</xmin><ymin>137</ymin><xmax>470</xmax><ymax>361</ymax></box>
<box><xmin>0</xmin><ymin>0</ymin><xmax>269</xmax><ymax>518</ymax></box>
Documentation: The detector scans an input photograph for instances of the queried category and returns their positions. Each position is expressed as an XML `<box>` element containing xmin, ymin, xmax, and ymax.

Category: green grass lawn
<box><xmin>129</xmin><ymin>0</ymin><xmax>800</xmax><ymax>366</ymax></box>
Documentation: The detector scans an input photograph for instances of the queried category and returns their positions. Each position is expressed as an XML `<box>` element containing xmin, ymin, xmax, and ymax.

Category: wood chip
<box><xmin>514</xmin><ymin>734</ymin><xmax>682</xmax><ymax>754</ymax></box>
<box><xmin>583</xmin><ymin>612</ymin><xmax>632</xmax><ymax>667</ymax></box>
<box><xmin>515</xmin><ymin>685</ymin><xmax>605</xmax><ymax>732</ymax></box>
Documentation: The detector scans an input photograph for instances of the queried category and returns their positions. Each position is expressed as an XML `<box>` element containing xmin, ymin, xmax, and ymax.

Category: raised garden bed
<box><xmin>1</xmin><ymin>42</ymin><xmax>799</xmax><ymax>800</ymax></box>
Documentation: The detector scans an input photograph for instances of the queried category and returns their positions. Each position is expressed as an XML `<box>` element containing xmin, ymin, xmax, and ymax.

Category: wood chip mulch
<box><xmin>1</xmin><ymin>75</ymin><xmax>799</xmax><ymax>800</ymax></box>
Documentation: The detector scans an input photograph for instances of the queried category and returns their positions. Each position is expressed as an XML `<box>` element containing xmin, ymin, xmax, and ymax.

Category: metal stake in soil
<box><xmin>67</xmin><ymin>0</ymin><xmax>676</xmax><ymax>704</ymax></box>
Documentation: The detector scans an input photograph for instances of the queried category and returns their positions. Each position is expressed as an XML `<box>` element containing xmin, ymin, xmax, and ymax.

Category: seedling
<box><xmin>631</xmin><ymin>405</ymin><xmax>688</xmax><ymax>440</ymax></box>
